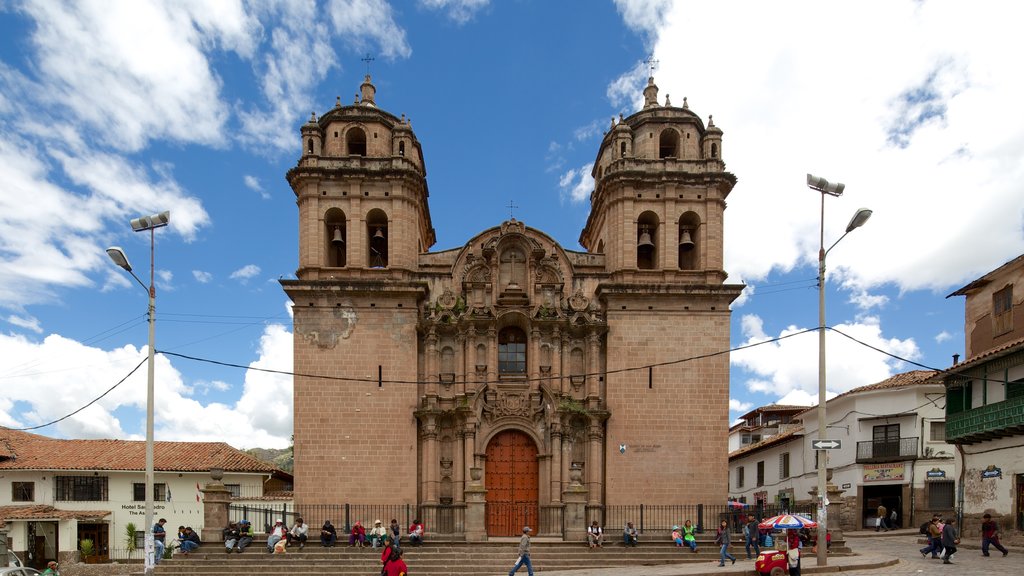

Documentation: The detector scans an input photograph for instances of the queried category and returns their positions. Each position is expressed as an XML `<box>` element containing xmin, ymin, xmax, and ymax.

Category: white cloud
<box><xmin>848</xmin><ymin>290</ymin><xmax>889</xmax><ymax>310</ymax></box>
<box><xmin>6</xmin><ymin>315</ymin><xmax>43</xmax><ymax>334</ymax></box>
<box><xmin>731</xmin><ymin>313</ymin><xmax>921</xmax><ymax>400</ymax></box>
<box><xmin>20</xmin><ymin>0</ymin><xmax>252</xmax><ymax>151</ymax></box>
<box><xmin>230</xmin><ymin>264</ymin><xmax>262</xmax><ymax>283</ymax></box>
<box><xmin>419</xmin><ymin>0</ymin><xmax>490</xmax><ymax>24</ymax></box>
<box><xmin>327</xmin><ymin>0</ymin><xmax>412</xmax><ymax>59</ymax></box>
<box><xmin>617</xmin><ymin>1</ymin><xmax>1024</xmax><ymax>294</ymax></box>
<box><xmin>558</xmin><ymin>163</ymin><xmax>595</xmax><ymax>204</ymax></box>
<box><xmin>729</xmin><ymin>398</ymin><xmax>753</xmax><ymax>413</ymax></box>
<box><xmin>935</xmin><ymin>330</ymin><xmax>953</xmax><ymax>344</ymax></box>
<box><xmin>775</xmin><ymin>389</ymin><xmax>817</xmax><ymax>407</ymax></box>
<box><xmin>193</xmin><ymin>270</ymin><xmax>213</xmax><ymax>284</ymax></box>
<box><xmin>243</xmin><ymin>175</ymin><xmax>271</xmax><ymax>199</ymax></box>
<box><xmin>0</xmin><ymin>325</ymin><xmax>293</xmax><ymax>449</ymax></box>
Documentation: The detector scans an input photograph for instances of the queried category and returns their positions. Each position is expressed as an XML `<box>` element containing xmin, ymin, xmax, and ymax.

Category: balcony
<box><xmin>947</xmin><ymin>394</ymin><xmax>1024</xmax><ymax>444</ymax></box>
<box><xmin>856</xmin><ymin>437</ymin><xmax>919</xmax><ymax>463</ymax></box>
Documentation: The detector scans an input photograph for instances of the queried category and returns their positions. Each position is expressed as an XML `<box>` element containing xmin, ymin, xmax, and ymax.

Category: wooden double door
<box><xmin>485</xmin><ymin>430</ymin><xmax>538</xmax><ymax>536</ymax></box>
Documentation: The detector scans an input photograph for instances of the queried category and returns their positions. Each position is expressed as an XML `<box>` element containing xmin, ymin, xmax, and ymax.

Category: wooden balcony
<box><xmin>855</xmin><ymin>437</ymin><xmax>918</xmax><ymax>463</ymax></box>
<box><xmin>947</xmin><ymin>394</ymin><xmax>1024</xmax><ymax>444</ymax></box>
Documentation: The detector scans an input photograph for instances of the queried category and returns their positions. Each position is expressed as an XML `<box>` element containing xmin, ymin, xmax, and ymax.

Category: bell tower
<box><xmin>581</xmin><ymin>76</ymin><xmax>744</xmax><ymax>504</ymax></box>
<box><xmin>283</xmin><ymin>76</ymin><xmax>434</xmax><ymax>507</ymax></box>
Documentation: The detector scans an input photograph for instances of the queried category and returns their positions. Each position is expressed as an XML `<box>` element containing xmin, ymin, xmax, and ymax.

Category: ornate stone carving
<box><xmin>569</xmin><ymin>289</ymin><xmax>589</xmax><ymax>312</ymax></box>
<box><xmin>438</xmin><ymin>288</ymin><xmax>457</xmax><ymax>310</ymax></box>
<box><xmin>481</xmin><ymin>390</ymin><xmax>544</xmax><ymax>422</ymax></box>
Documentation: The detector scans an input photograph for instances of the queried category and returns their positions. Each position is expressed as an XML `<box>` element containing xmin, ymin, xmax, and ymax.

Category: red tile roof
<box><xmin>0</xmin><ymin>505</ymin><xmax>110</xmax><ymax>529</ymax></box>
<box><xmin>828</xmin><ymin>369</ymin><xmax>939</xmax><ymax>402</ymax></box>
<box><xmin>0</xmin><ymin>428</ymin><xmax>283</xmax><ymax>475</ymax></box>
<box><xmin>931</xmin><ymin>336</ymin><xmax>1024</xmax><ymax>377</ymax></box>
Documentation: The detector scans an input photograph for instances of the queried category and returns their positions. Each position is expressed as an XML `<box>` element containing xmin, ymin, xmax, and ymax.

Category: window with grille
<box><xmin>498</xmin><ymin>327</ymin><xmax>527</xmax><ymax>375</ymax></box>
<box><xmin>55</xmin><ymin>476</ymin><xmax>108</xmax><ymax>501</ymax></box>
<box><xmin>12</xmin><ymin>482</ymin><xmax>34</xmax><ymax>502</ymax></box>
<box><xmin>736</xmin><ymin>466</ymin><xmax>745</xmax><ymax>489</ymax></box>
<box><xmin>993</xmin><ymin>285</ymin><xmax>1013</xmax><ymax>335</ymax></box>
<box><xmin>929</xmin><ymin>421</ymin><xmax>946</xmax><ymax>442</ymax></box>
<box><xmin>756</xmin><ymin>461</ymin><xmax>765</xmax><ymax>486</ymax></box>
<box><xmin>226</xmin><ymin>483</ymin><xmax>241</xmax><ymax>498</ymax></box>
<box><xmin>779</xmin><ymin>452</ymin><xmax>790</xmax><ymax>479</ymax></box>
<box><xmin>927</xmin><ymin>480</ymin><xmax>955</xmax><ymax>508</ymax></box>
<box><xmin>132</xmin><ymin>483</ymin><xmax>166</xmax><ymax>502</ymax></box>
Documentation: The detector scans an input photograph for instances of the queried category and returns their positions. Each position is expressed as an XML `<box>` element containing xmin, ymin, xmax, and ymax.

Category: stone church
<box><xmin>282</xmin><ymin>74</ymin><xmax>743</xmax><ymax>537</ymax></box>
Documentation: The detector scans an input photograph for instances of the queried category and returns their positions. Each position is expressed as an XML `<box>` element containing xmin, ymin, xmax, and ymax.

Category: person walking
<box><xmin>508</xmin><ymin>526</ymin><xmax>534</xmax><ymax>576</ymax></box>
<box><xmin>744</xmin><ymin>517</ymin><xmax>760</xmax><ymax>559</ymax></box>
<box><xmin>920</xmin><ymin>516</ymin><xmax>942</xmax><ymax>558</ymax></box>
<box><xmin>716</xmin><ymin>520</ymin><xmax>736</xmax><ymax>567</ymax></box>
<box><xmin>980</xmin><ymin>513</ymin><xmax>1009</xmax><ymax>557</ymax></box>
<box><xmin>876</xmin><ymin>504</ymin><xmax>888</xmax><ymax>532</ymax></box>
<box><xmin>941</xmin><ymin>517</ymin><xmax>959</xmax><ymax>564</ymax></box>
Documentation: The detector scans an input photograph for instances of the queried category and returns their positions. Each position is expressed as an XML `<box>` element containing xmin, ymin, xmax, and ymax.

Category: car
<box><xmin>0</xmin><ymin>567</ymin><xmax>42</xmax><ymax>576</ymax></box>
<box><xmin>3</xmin><ymin>553</ymin><xmax>23</xmax><ymax>568</ymax></box>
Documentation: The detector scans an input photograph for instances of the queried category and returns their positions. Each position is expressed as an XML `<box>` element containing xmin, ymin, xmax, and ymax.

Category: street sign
<box><xmin>812</xmin><ymin>439</ymin><xmax>842</xmax><ymax>450</ymax></box>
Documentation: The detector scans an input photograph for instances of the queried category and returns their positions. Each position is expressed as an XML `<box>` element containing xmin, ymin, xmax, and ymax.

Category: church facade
<box><xmin>282</xmin><ymin>75</ymin><xmax>743</xmax><ymax>537</ymax></box>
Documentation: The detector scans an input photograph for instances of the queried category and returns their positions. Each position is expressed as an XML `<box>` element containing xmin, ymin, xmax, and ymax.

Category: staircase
<box><xmin>154</xmin><ymin>537</ymin><xmax>851</xmax><ymax>575</ymax></box>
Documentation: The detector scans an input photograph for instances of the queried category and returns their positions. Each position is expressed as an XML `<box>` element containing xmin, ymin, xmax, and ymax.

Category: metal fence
<box><xmin>226</xmin><ymin>501</ymin><xmax>812</xmax><ymax>540</ymax></box>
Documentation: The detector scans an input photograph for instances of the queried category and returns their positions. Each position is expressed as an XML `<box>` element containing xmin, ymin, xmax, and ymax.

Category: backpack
<box><xmin>919</xmin><ymin>521</ymin><xmax>930</xmax><ymax>535</ymax></box>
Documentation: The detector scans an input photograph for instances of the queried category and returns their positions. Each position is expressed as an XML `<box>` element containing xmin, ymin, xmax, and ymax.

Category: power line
<box><xmin>4</xmin><ymin>357</ymin><xmax>147</xmax><ymax>432</ymax></box>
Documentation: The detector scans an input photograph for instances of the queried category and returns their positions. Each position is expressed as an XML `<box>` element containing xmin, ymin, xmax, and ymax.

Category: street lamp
<box><xmin>107</xmin><ymin>210</ymin><xmax>169</xmax><ymax>576</ymax></box>
<box><xmin>806</xmin><ymin>174</ymin><xmax>871</xmax><ymax>567</ymax></box>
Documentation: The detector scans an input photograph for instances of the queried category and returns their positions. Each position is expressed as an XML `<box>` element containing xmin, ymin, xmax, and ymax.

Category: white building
<box><xmin>0</xmin><ymin>429</ymin><xmax>291</xmax><ymax>569</ymax></box>
<box><xmin>939</xmin><ymin>253</ymin><xmax>1024</xmax><ymax>541</ymax></box>
<box><xmin>728</xmin><ymin>370</ymin><xmax>957</xmax><ymax>530</ymax></box>
<box><xmin>728</xmin><ymin>405</ymin><xmax>805</xmax><ymax>453</ymax></box>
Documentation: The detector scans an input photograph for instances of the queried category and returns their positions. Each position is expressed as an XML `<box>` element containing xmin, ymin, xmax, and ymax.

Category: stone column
<box><xmin>200</xmin><ymin>469</ymin><xmax>232</xmax><ymax>544</ymax></box>
<box><xmin>461</xmin><ymin>424</ymin><xmax>476</xmax><ymax>502</ymax></box>
<box><xmin>423</xmin><ymin>417</ymin><xmax>438</xmax><ymax>503</ymax></box>
<box><xmin>487</xmin><ymin>327</ymin><xmax>498</xmax><ymax>381</ymax></box>
<box><xmin>808</xmin><ymin>482</ymin><xmax>847</xmax><ymax>541</ymax></box>
<box><xmin>549</xmin><ymin>421</ymin><xmax>563</xmax><ymax>503</ymax></box>
<box><xmin>587</xmin><ymin>423</ymin><xmax>604</xmax><ymax>505</ymax></box>
<box><xmin>586</xmin><ymin>333</ymin><xmax>601</xmax><ymax>401</ymax></box>
<box><xmin>562</xmin><ymin>464</ymin><xmax>588</xmax><ymax>542</ymax></box>
<box><xmin>464</xmin><ymin>466</ymin><xmax>487</xmax><ymax>541</ymax></box>
<box><xmin>425</xmin><ymin>330</ymin><xmax>438</xmax><ymax>397</ymax></box>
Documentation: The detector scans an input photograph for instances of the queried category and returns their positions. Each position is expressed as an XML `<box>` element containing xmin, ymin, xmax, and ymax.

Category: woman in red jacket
<box><xmin>382</xmin><ymin>544</ymin><xmax>408</xmax><ymax>576</ymax></box>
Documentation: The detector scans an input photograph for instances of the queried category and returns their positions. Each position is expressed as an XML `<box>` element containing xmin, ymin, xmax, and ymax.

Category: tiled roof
<box><xmin>728</xmin><ymin>426</ymin><xmax>804</xmax><ymax>460</ymax></box>
<box><xmin>235</xmin><ymin>490</ymin><xmax>294</xmax><ymax>501</ymax></box>
<box><xmin>930</xmin><ymin>336</ymin><xmax>1024</xmax><ymax>379</ymax></box>
<box><xmin>0</xmin><ymin>505</ymin><xmax>110</xmax><ymax>529</ymax></box>
<box><xmin>794</xmin><ymin>370</ymin><xmax>940</xmax><ymax>415</ymax></box>
<box><xmin>0</xmin><ymin>428</ymin><xmax>282</xmax><ymax>474</ymax></box>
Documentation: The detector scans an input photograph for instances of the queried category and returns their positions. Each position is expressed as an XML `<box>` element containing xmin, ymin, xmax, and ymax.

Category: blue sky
<box><xmin>1</xmin><ymin>0</ymin><xmax>1023</xmax><ymax>448</ymax></box>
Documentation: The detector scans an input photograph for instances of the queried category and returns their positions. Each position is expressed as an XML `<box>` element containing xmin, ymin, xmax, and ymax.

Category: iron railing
<box><xmin>855</xmin><ymin>437</ymin><xmax>918</xmax><ymax>462</ymax></box>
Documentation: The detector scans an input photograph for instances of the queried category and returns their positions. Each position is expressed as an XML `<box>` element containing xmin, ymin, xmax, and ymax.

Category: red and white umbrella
<box><xmin>758</xmin><ymin>513</ymin><xmax>817</xmax><ymax>530</ymax></box>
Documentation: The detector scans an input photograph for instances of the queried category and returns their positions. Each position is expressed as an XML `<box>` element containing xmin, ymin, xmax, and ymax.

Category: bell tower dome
<box><xmin>286</xmin><ymin>75</ymin><xmax>435</xmax><ymax>279</ymax></box>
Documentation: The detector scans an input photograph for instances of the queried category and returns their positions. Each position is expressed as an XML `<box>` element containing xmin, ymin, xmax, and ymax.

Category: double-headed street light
<box><xmin>107</xmin><ymin>210</ymin><xmax>169</xmax><ymax>576</ymax></box>
<box><xmin>806</xmin><ymin>175</ymin><xmax>871</xmax><ymax>567</ymax></box>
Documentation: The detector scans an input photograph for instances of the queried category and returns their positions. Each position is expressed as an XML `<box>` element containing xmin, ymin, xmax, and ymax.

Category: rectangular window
<box><xmin>55</xmin><ymin>476</ymin><xmax>108</xmax><ymax>501</ymax></box>
<box><xmin>872</xmin><ymin>424</ymin><xmax>901</xmax><ymax>458</ymax></box>
<box><xmin>930</xmin><ymin>421</ymin><xmax>946</xmax><ymax>442</ymax></box>
<box><xmin>132</xmin><ymin>483</ymin><xmax>166</xmax><ymax>502</ymax></box>
<box><xmin>225</xmin><ymin>483</ymin><xmax>241</xmax><ymax>498</ymax></box>
<box><xmin>12</xmin><ymin>482</ymin><xmax>34</xmax><ymax>502</ymax></box>
<box><xmin>927</xmin><ymin>480</ymin><xmax>955</xmax><ymax>509</ymax></box>
<box><xmin>779</xmin><ymin>452</ymin><xmax>790</xmax><ymax>479</ymax></box>
<box><xmin>756</xmin><ymin>461</ymin><xmax>765</xmax><ymax>487</ymax></box>
<box><xmin>737</xmin><ymin>466</ymin><xmax>745</xmax><ymax>489</ymax></box>
<box><xmin>993</xmin><ymin>285</ymin><xmax>1013</xmax><ymax>336</ymax></box>
<box><xmin>134</xmin><ymin>530</ymin><xmax>145</xmax><ymax>549</ymax></box>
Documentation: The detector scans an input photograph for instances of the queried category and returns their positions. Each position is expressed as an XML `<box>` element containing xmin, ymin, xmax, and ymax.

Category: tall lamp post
<box><xmin>107</xmin><ymin>210</ymin><xmax>169</xmax><ymax>576</ymax></box>
<box><xmin>806</xmin><ymin>175</ymin><xmax>871</xmax><ymax>566</ymax></box>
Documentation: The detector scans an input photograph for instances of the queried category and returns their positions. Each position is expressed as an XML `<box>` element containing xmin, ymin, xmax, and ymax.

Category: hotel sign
<box><xmin>863</xmin><ymin>463</ymin><xmax>905</xmax><ymax>482</ymax></box>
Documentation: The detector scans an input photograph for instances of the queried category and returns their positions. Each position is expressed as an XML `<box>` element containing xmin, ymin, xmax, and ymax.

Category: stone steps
<box><xmin>154</xmin><ymin>540</ymin><xmax>851</xmax><ymax>575</ymax></box>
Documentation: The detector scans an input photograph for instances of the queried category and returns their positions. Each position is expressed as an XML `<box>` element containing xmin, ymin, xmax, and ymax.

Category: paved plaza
<box><xmin>537</xmin><ymin>529</ymin><xmax>1024</xmax><ymax>576</ymax></box>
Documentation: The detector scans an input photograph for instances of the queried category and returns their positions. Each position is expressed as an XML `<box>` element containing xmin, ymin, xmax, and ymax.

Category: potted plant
<box><xmin>79</xmin><ymin>538</ymin><xmax>97</xmax><ymax>563</ymax></box>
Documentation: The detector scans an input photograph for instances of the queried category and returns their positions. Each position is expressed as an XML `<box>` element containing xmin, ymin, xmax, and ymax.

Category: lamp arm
<box><xmin>127</xmin><ymin>269</ymin><xmax>148</xmax><ymax>292</ymax></box>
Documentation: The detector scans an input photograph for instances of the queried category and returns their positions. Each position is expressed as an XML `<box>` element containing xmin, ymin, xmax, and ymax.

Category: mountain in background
<box><xmin>246</xmin><ymin>446</ymin><xmax>293</xmax><ymax>473</ymax></box>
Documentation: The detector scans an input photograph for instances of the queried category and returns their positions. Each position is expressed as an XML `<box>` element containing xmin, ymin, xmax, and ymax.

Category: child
<box><xmin>671</xmin><ymin>525</ymin><xmax>684</xmax><ymax>547</ymax></box>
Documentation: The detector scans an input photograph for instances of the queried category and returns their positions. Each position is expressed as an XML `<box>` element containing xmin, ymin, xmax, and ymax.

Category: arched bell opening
<box><xmin>366</xmin><ymin>208</ymin><xmax>388</xmax><ymax>268</ymax></box>
<box><xmin>678</xmin><ymin>212</ymin><xmax>701</xmax><ymax>270</ymax></box>
<box><xmin>659</xmin><ymin>128</ymin><xmax>680</xmax><ymax>159</ymax></box>
<box><xmin>324</xmin><ymin>208</ymin><xmax>346</xmax><ymax>267</ymax></box>
<box><xmin>346</xmin><ymin>126</ymin><xmax>367</xmax><ymax>156</ymax></box>
<box><xmin>636</xmin><ymin>211</ymin><xmax>659</xmax><ymax>270</ymax></box>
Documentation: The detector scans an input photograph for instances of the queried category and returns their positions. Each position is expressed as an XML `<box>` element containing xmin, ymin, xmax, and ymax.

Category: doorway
<box><xmin>26</xmin><ymin>522</ymin><xmax>58</xmax><ymax>570</ymax></box>
<box><xmin>77</xmin><ymin>523</ymin><xmax>109</xmax><ymax>563</ymax></box>
<box><xmin>862</xmin><ymin>484</ymin><xmax>902</xmax><ymax>529</ymax></box>
<box><xmin>485</xmin><ymin>430</ymin><xmax>539</xmax><ymax>536</ymax></box>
